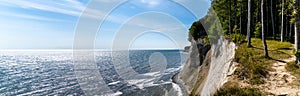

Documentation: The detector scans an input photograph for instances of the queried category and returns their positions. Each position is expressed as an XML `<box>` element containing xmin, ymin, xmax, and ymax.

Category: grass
<box><xmin>235</xmin><ymin>38</ymin><xmax>293</xmax><ymax>84</ymax></box>
<box><xmin>214</xmin><ymin>81</ymin><xmax>262</xmax><ymax>96</ymax></box>
<box><xmin>251</xmin><ymin>38</ymin><xmax>293</xmax><ymax>59</ymax></box>
<box><xmin>214</xmin><ymin>38</ymin><xmax>293</xmax><ymax>95</ymax></box>
<box><xmin>286</xmin><ymin>61</ymin><xmax>300</xmax><ymax>74</ymax></box>
<box><xmin>214</xmin><ymin>87</ymin><xmax>262</xmax><ymax>96</ymax></box>
<box><xmin>286</xmin><ymin>61</ymin><xmax>300</xmax><ymax>85</ymax></box>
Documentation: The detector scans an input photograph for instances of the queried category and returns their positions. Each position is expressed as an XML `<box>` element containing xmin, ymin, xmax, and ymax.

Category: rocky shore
<box><xmin>171</xmin><ymin>73</ymin><xmax>188</xmax><ymax>96</ymax></box>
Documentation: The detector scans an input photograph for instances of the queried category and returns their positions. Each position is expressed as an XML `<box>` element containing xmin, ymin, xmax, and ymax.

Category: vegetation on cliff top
<box><xmin>214</xmin><ymin>38</ymin><xmax>293</xmax><ymax>95</ymax></box>
<box><xmin>188</xmin><ymin>0</ymin><xmax>299</xmax><ymax>94</ymax></box>
<box><xmin>235</xmin><ymin>38</ymin><xmax>293</xmax><ymax>85</ymax></box>
<box><xmin>214</xmin><ymin>82</ymin><xmax>261</xmax><ymax>96</ymax></box>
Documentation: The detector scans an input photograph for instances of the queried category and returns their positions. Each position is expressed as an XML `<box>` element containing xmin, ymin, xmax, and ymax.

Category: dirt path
<box><xmin>258</xmin><ymin>56</ymin><xmax>300</xmax><ymax>96</ymax></box>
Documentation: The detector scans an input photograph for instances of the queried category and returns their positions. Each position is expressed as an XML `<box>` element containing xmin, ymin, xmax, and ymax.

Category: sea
<box><xmin>0</xmin><ymin>50</ymin><xmax>188</xmax><ymax>96</ymax></box>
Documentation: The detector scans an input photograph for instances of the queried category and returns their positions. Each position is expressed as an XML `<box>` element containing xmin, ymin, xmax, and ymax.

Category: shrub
<box><xmin>233</xmin><ymin>25</ymin><xmax>240</xmax><ymax>34</ymax></box>
<box><xmin>189</xmin><ymin>21</ymin><xmax>207</xmax><ymax>41</ymax></box>
<box><xmin>215</xmin><ymin>86</ymin><xmax>262</xmax><ymax>96</ymax></box>
<box><xmin>204</xmin><ymin>36</ymin><xmax>210</xmax><ymax>44</ymax></box>
<box><xmin>286</xmin><ymin>61</ymin><xmax>299</xmax><ymax>71</ymax></box>
<box><xmin>228</xmin><ymin>33</ymin><xmax>246</xmax><ymax>45</ymax></box>
<box><xmin>254</xmin><ymin>22</ymin><xmax>262</xmax><ymax>38</ymax></box>
<box><xmin>235</xmin><ymin>41</ymin><xmax>269</xmax><ymax>84</ymax></box>
<box><xmin>286</xmin><ymin>61</ymin><xmax>300</xmax><ymax>85</ymax></box>
<box><xmin>295</xmin><ymin>50</ymin><xmax>300</xmax><ymax>57</ymax></box>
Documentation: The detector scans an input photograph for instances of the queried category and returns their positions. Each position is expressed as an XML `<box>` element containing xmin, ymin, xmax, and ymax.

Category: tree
<box><xmin>281</xmin><ymin>0</ymin><xmax>285</xmax><ymax>42</ymax></box>
<box><xmin>188</xmin><ymin>21</ymin><xmax>207</xmax><ymax>41</ymax></box>
<box><xmin>296</xmin><ymin>22</ymin><xmax>299</xmax><ymax>64</ymax></box>
<box><xmin>211</xmin><ymin>0</ymin><xmax>233</xmax><ymax>34</ymax></box>
<box><xmin>247</xmin><ymin>0</ymin><xmax>252</xmax><ymax>47</ymax></box>
<box><xmin>240</xmin><ymin>0</ymin><xmax>243</xmax><ymax>34</ymax></box>
<box><xmin>229</xmin><ymin>0</ymin><xmax>232</xmax><ymax>34</ymax></box>
<box><xmin>261</xmin><ymin>0</ymin><xmax>269</xmax><ymax>58</ymax></box>
<box><xmin>295</xmin><ymin>0</ymin><xmax>300</xmax><ymax>64</ymax></box>
<box><xmin>271</xmin><ymin>0</ymin><xmax>275</xmax><ymax>40</ymax></box>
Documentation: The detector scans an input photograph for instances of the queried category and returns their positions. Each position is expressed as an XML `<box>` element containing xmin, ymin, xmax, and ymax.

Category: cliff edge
<box><xmin>178</xmin><ymin>37</ymin><xmax>236</xmax><ymax>95</ymax></box>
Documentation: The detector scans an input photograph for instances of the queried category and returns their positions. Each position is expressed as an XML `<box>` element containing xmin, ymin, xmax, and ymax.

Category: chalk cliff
<box><xmin>178</xmin><ymin>37</ymin><xmax>236</xmax><ymax>95</ymax></box>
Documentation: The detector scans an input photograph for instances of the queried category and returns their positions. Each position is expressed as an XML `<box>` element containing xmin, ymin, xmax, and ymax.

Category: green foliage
<box><xmin>233</xmin><ymin>25</ymin><xmax>240</xmax><ymax>34</ymax></box>
<box><xmin>189</xmin><ymin>21</ymin><xmax>207</xmax><ymax>41</ymax></box>
<box><xmin>228</xmin><ymin>33</ymin><xmax>246</xmax><ymax>44</ymax></box>
<box><xmin>207</xmin><ymin>0</ymin><xmax>298</xmax><ymax>41</ymax></box>
<box><xmin>211</xmin><ymin>0</ymin><xmax>231</xmax><ymax>35</ymax></box>
<box><xmin>204</xmin><ymin>36</ymin><xmax>210</xmax><ymax>44</ymax></box>
<box><xmin>286</xmin><ymin>61</ymin><xmax>300</xmax><ymax>72</ymax></box>
<box><xmin>235</xmin><ymin>44</ymin><xmax>268</xmax><ymax>84</ymax></box>
<box><xmin>295</xmin><ymin>50</ymin><xmax>300</xmax><ymax>57</ymax></box>
<box><xmin>286</xmin><ymin>61</ymin><xmax>300</xmax><ymax>85</ymax></box>
<box><xmin>215</xmin><ymin>86</ymin><xmax>262</xmax><ymax>96</ymax></box>
<box><xmin>199</xmin><ymin>12</ymin><xmax>223</xmax><ymax>44</ymax></box>
<box><xmin>254</xmin><ymin>22</ymin><xmax>262</xmax><ymax>38</ymax></box>
<box><xmin>290</xmin><ymin>18</ymin><xmax>296</xmax><ymax>24</ymax></box>
<box><xmin>214</xmin><ymin>80</ymin><xmax>262</xmax><ymax>95</ymax></box>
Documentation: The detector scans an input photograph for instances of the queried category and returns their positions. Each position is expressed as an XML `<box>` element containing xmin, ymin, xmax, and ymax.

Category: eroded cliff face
<box><xmin>179</xmin><ymin>37</ymin><xmax>236</xmax><ymax>95</ymax></box>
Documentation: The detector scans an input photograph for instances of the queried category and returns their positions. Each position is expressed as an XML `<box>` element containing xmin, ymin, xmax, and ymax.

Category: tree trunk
<box><xmin>290</xmin><ymin>23</ymin><xmax>293</xmax><ymax>40</ymax></box>
<box><xmin>266</xmin><ymin>1</ymin><xmax>269</xmax><ymax>36</ymax></box>
<box><xmin>234</xmin><ymin>0</ymin><xmax>237</xmax><ymax>26</ymax></box>
<box><xmin>295</xmin><ymin>0</ymin><xmax>299</xmax><ymax>64</ymax></box>
<box><xmin>262</xmin><ymin>0</ymin><xmax>269</xmax><ymax>58</ymax></box>
<box><xmin>271</xmin><ymin>0</ymin><xmax>276</xmax><ymax>40</ymax></box>
<box><xmin>229</xmin><ymin>0</ymin><xmax>232</xmax><ymax>34</ymax></box>
<box><xmin>296</xmin><ymin>22</ymin><xmax>299</xmax><ymax>64</ymax></box>
<box><xmin>247</xmin><ymin>0</ymin><xmax>252</xmax><ymax>47</ymax></box>
<box><xmin>240</xmin><ymin>1</ymin><xmax>243</xmax><ymax>34</ymax></box>
<box><xmin>281</xmin><ymin>0</ymin><xmax>285</xmax><ymax>42</ymax></box>
<box><xmin>286</xmin><ymin>14</ymin><xmax>289</xmax><ymax>37</ymax></box>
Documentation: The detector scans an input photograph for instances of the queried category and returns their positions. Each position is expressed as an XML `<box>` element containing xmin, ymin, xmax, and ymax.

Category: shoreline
<box><xmin>171</xmin><ymin>72</ymin><xmax>188</xmax><ymax>96</ymax></box>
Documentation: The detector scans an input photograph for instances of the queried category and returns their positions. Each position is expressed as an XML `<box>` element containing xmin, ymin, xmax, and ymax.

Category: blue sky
<box><xmin>0</xmin><ymin>0</ymin><xmax>210</xmax><ymax>49</ymax></box>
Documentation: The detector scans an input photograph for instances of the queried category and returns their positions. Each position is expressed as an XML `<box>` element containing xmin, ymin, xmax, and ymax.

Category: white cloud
<box><xmin>0</xmin><ymin>11</ymin><xmax>68</xmax><ymax>22</ymax></box>
<box><xmin>0</xmin><ymin>1</ymin><xmax>82</xmax><ymax>16</ymax></box>
<box><xmin>141</xmin><ymin>0</ymin><xmax>159</xmax><ymax>5</ymax></box>
<box><xmin>96</xmin><ymin>12</ymin><xmax>190</xmax><ymax>49</ymax></box>
<box><xmin>94</xmin><ymin>0</ymin><xmax>121</xmax><ymax>3</ymax></box>
<box><xmin>0</xmin><ymin>0</ymin><xmax>109</xmax><ymax>21</ymax></box>
<box><xmin>173</xmin><ymin>0</ymin><xmax>210</xmax><ymax>18</ymax></box>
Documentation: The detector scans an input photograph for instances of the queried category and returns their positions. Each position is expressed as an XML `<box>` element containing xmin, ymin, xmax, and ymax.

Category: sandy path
<box><xmin>259</xmin><ymin>56</ymin><xmax>300</xmax><ymax>96</ymax></box>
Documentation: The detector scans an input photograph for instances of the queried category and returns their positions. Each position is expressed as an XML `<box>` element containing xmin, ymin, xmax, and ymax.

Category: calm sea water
<box><xmin>0</xmin><ymin>50</ymin><xmax>187</xmax><ymax>96</ymax></box>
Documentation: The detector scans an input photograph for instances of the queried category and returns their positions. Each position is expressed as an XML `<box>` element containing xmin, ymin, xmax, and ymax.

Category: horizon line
<box><xmin>0</xmin><ymin>48</ymin><xmax>184</xmax><ymax>51</ymax></box>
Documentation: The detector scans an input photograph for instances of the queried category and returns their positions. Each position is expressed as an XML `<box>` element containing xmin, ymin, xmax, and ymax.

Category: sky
<box><xmin>0</xmin><ymin>0</ymin><xmax>211</xmax><ymax>49</ymax></box>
